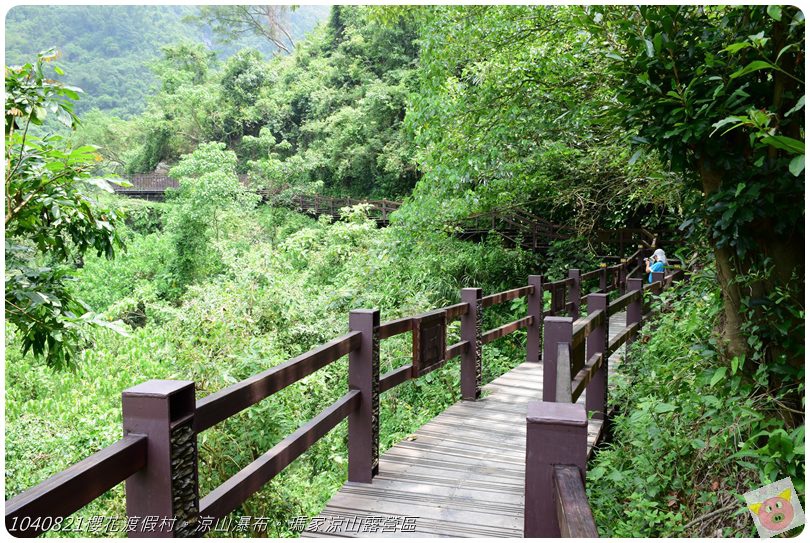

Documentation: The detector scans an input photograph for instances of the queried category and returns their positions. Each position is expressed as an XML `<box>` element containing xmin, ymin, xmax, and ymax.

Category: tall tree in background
<box><xmin>585</xmin><ymin>6</ymin><xmax>804</xmax><ymax>376</ymax></box>
<box><xmin>5</xmin><ymin>51</ymin><xmax>126</xmax><ymax>367</ymax></box>
<box><xmin>190</xmin><ymin>5</ymin><xmax>295</xmax><ymax>53</ymax></box>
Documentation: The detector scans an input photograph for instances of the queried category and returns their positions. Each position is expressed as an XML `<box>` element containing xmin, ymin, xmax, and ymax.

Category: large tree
<box><xmin>5</xmin><ymin>50</ymin><xmax>126</xmax><ymax>367</ymax></box>
<box><xmin>585</xmin><ymin>6</ymin><xmax>804</xmax><ymax>373</ymax></box>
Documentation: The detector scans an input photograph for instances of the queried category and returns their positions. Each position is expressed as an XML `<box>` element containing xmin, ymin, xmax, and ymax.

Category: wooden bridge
<box><xmin>114</xmin><ymin>175</ymin><xmax>667</xmax><ymax>252</ymax></box>
<box><xmin>5</xmin><ymin>242</ymin><xmax>684</xmax><ymax>538</ymax></box>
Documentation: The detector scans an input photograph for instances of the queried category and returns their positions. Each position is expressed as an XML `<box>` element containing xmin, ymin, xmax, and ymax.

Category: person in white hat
<box><xmin>645</xmin><ymin>248</ymin><xmax>667</xmax><ymax>283</ymax></box>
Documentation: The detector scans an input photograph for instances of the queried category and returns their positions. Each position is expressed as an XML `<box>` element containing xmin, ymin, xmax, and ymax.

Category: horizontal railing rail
<box><xmin>195</xmin><ymin>331</ymin><xmax>362</xmax><ymax>432</ymax></box>
<box><xmin>553</xmin><ymin>465</ymin><xmax>599</xmax><ymax>538</ymax></box>
<box><xmin>4</xmin><ymin>435</ymin><xmax>148</xmax><ymax>537</ymax></box>
<box><xmin>199</xmin><ymin>390</ymin><xmax>361</xmax><ymax>521</ymax></box>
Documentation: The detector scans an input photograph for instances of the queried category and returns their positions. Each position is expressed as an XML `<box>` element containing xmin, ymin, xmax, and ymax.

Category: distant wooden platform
<box><xmin>302</xmin><ymin>314</ymin><xmax>628</xmax><ymax>538</ymax></box>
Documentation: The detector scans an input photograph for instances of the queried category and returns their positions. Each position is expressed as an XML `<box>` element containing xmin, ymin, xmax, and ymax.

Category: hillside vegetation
<box><xmin>4</xmin><ymin>4</ymin><xmax>804</xmax><ymax>538</ymax></box>
<box><xmin>5</xmin><ymin>5</ymin><xmax>328</xmax><ymax>117</ymax></box>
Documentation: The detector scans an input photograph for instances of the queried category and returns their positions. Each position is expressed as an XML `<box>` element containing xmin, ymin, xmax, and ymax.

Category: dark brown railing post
<box><xmin>618</xmin><ymin>259</ymin><xmax>627</xmax><ymax>292</ymax></box>
<box><xmin>636</xmin><ymin>243</ymin><xmax>645</xmax><ymax>273</ymax></box>
<box><xmin>461</xmin><ymin>287</ymin><xmax>483</xmax><ymax>400</ymax></box>
<box><xmin>122</xmin><ymin>380</ymin><xmax>199</xmax><ymax>537</ymax></box>
<box><xmin>586</xmin><ymin>294</ymin><xmax>609</xmax><ymax>420</ymax></box>
<box><xmin>526</xmin><ymin>276</ymin><xmax>544</xmax><ymax>364</ymax></box>
<box><xmin>524</xmin><ymin>401</ymin><xmax>588</xmax><ymax>537</ymax></box>
<box><xmin>627</xmin><ymin>278</ymin><xmax>643</xmax><ymax>343</ymax></box>
<box><xmin>542</xmin><ymin>317</ymin><xmax>573</xmax><ymax>402</ymax></box>
<box><xmin>652</xmin><ymin>270</ymin><xmax>665</xmax><ymax>294</ymax></box>
<box><xmin>599</xmin><ymin>264</ymin><xmax>607</xmax><ymax>292</ymax></box>
<box><xmin>568</xmin><ymin>269</ymin><xmax>581</xmax><ymax>317</ymax></box>
<box><xmin>348</xmin><ymin>309</ymin><xmax>380</xmax><ymax>483</ymax></box>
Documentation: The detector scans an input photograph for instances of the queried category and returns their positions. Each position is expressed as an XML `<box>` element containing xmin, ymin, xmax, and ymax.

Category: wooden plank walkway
<box><xmin>302</xmin><ymin>313</ymin><xmax>628</xmax><ymax>538</ymax></box>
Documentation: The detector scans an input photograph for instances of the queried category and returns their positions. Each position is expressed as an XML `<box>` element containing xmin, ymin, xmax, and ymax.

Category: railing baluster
<box><xmin>599</xmin><ymin>264</ymin><xmax>607</xmax><ymax>293</ymax></box>
<box><xmin>652</xmin><ymin>270</ymin><xmax>665</xmax><ymax>294</ymax></box>
<box><xmin>626</xmin><ymin>278</ymin><xmax>643</xmax><ymax>343</ymax></box>
<box><xmin>526</xmin><ymin>275</ymin><xmax>544</xmax><ymax>364</ymax></box>
<box><xmin>586</xmin><ymin>294</ymin><xmax>609</xmax><ymax>420</ymax></box>
<box><xmin>568</xmin><ymin>269</ymin><xmax>581</xmax><ymax>317</ymax></box>
<box><xmin>122</xmin><ymin>380</ymin><xmax>199</xmax><ymax>537</ymax></box>
<box><xmin>461</xmin><ymin>288</ymin><xmax>483</xmax><ymax>400</ymax></box>
<box><xmin>542</xmin><ymin>317</ymin><xmax>573</xmax><ymax>402</ymax></box>
<box><xmin>555</xmin><ymin>343</ymin><xmax>572</xmax><ymax>402</ymax></box>
<box><xmin>348</xmin><ymin>309</ymin><xmax>380</xmax><ymax>483</ymax></box>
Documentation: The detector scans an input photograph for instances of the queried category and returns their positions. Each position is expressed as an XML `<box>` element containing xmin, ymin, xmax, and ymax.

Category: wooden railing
<box><xmin>5</xmin><ymin>248</ymin><xmax>683</xmax><ymax>537</ymax></box>
<box><xmin>524</xmin><ymin>268</ymin><xmax>685</xmax><ymax>537</ymax></box>
<box><xmin>289</xmin><ymin>194</ymin><xmax>401</xmax><ymax>223</ymax></box>
<box><xmin>114</xmin><ymin>179</ymin><xmax>677</xmax><ymax>253</ymax></box>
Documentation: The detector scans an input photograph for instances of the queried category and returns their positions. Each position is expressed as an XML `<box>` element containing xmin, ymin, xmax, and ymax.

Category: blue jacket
<box><xmin>648</xmin><ymin>261</ymin><xmax>665</xmax><ymax>283</ymax></box>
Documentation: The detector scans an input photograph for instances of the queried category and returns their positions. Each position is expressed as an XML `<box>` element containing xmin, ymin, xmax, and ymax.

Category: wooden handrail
<box><xmin>195</xmin><ymin>331</ymin><xmax>362</xmax><ymax>432</ymax></box>
<box><xmin>572</xmin><ymin>310</ymin><xmax>605</xmax><ymax>342</ymax></box>
<box><xmin>481</xmin><ymin>285</ymin><xmax>533</xmax><ymax>308</ymax></box>
<box><xmin>571</xmin><ymin>353</ymin><xmax>603</xmax><ymax>403</ymax></box>
<box><xmin>378</xmin><ymin>316</ymin><xmax>413</xmax><ymax>339</ymax></box>
<box><xmin>380</xmin><ymin>364</ymin><xmax>413</xmax><ymax>393</ymax></box>
<box><xmin>482</xmin><ymin>315</ymin><xmax>533</xmax><ymax>345</ymax></box>
<box><xmin>5</xmin><ymin>435</ymin><xmax>148</xmax><ymax>537</ymax></box>
<box><xmin>199</xmin><ymin>389</ymin><xmax>361</xmax><ymax>521</ymax></box>
<box><xmin>607</xmin><ymin>289</ymin><xmax>641</xmax><ymax>317</ymax></box>
<box><xmin>553</xmin><ymin>465</ymin><xmax>599</xmax><ymax>538</ymax></box>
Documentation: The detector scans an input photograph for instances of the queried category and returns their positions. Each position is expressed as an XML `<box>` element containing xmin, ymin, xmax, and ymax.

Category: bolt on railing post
<box><xmin>122</xmin><ymin>380</ymin><xmax>199</xmax><ymax>537</ymax></box>
<box><xmin>542</xmin><ymin>317</ymin><xmax>573</xmax><ymax>402</ymax></box>
<box><xmin>526</xmin><ymin>276</ymin><xmax>544</xmax><ymax>364</ymax></box>
<box><xmin>568</xmin><ymin>269</ymin><xmax>581</xmax><ymax>317</ymax></box>
<box><xmin>348</xmin><ymin>309</ymin><xmax>380</xmax><ymax>483</ymax></box>
<box><xmin>586</xmin><ymin>294</ymin><xmax>610</xmax><ymax>420</ymax></box>
<box><xmin>524</xmin><ymin>401</ymin><xmax>588</xmax><ymax>537</ymax></box>
<box><xmin>627</xmin><ymin>278</ymin><xmax>643</xmax><ymax>343</ymax></box>
<box><xmin>461</xmin><ymin>288</ymin><xmax>483</xmax><ymax>400</ymax></box>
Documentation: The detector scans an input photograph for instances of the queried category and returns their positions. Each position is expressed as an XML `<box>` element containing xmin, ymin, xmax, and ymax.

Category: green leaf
<box><xmin>724</xmin><ymin>42</ymin><xmax>750</xmax><ymax>54</ymax></box>
<box><xmin>785</xmin><ymin>96</ymin><xmax>804</xmax><ymax>117</ymax></box>
<box><xmin>789</xmin><ymin>155</ymin><xmax>804</xmax><ymax>176</ymax></box>
<box><xmin>730</xmin><ymin>60</ymin><xmax>775</xmax><ymax>79</ymax></box>
<box><xmin>767</xmin><ymin>5</ymin><xmax>782</xmax><ymax>22</ymax></box>
<box><xmin>655</xmin><ymin>403</ymin><xmax>676</xmax><ymax>414</ymax></box>
<box><xmin>761</xmin><ymin>135</ymin><xmax>805</xmax><ymax>154</ymax></box>
<box><xmin>710</xmin><ymin>367</ymin><xmax>727</xmax><ymax>387</ymax></box>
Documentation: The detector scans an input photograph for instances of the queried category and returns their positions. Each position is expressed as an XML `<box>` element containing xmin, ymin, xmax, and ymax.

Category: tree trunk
<box><xmin>699</xmin><ymin>158</ymin><xmax>804</xmax><ymax>369</ymax></box>
<box><xmin>698</xmin><ymin>159</ymin><xmax>748</xmax><ymax>358</ymax></box>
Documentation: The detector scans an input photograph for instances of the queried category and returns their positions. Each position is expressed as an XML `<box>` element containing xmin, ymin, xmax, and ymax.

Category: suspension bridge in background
<box><xmin>113</xmin><ymin>174</ymin><xmax>669</xmax><ymax>256</ymax></box>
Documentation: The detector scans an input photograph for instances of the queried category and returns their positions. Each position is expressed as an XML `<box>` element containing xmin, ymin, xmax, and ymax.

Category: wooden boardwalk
<box><xmin>303</xmin><ymin>313</ymin><xmax>628</xmax><ymax>537</ymax></box>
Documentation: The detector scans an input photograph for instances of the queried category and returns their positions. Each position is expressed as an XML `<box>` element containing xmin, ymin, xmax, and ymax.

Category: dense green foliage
<box><xmin>396</xmin><ymin>5</ymin><xmax>685</xmax><ymax>233</ymax></box>
<box><xmin>584</xmin><ymin>5</ymin><xmax>804</xmax><ymax>372</ymax></box>
<box><xmin>5</xmin><ymin>51</ymin><xmax>126</xmax><ymax>368</ymax></box>
<box><xmin>588</xmin><ymin>269</ymin><xmax>804</xmax><ymax>537</ymax></box>
<box><xmin>4</xmin><ymin>4</ymin><xmax>804</xmax><ymax>538</ymax></box>
<box><xmin>75</xmin><ymin>6</ymin><xmax>418</xmax><ymax>200</ymax></box>
<box><xmin>5</xmin><ymin>5</ymin><xmax>328</xmax><ymax>117</ymax></box>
